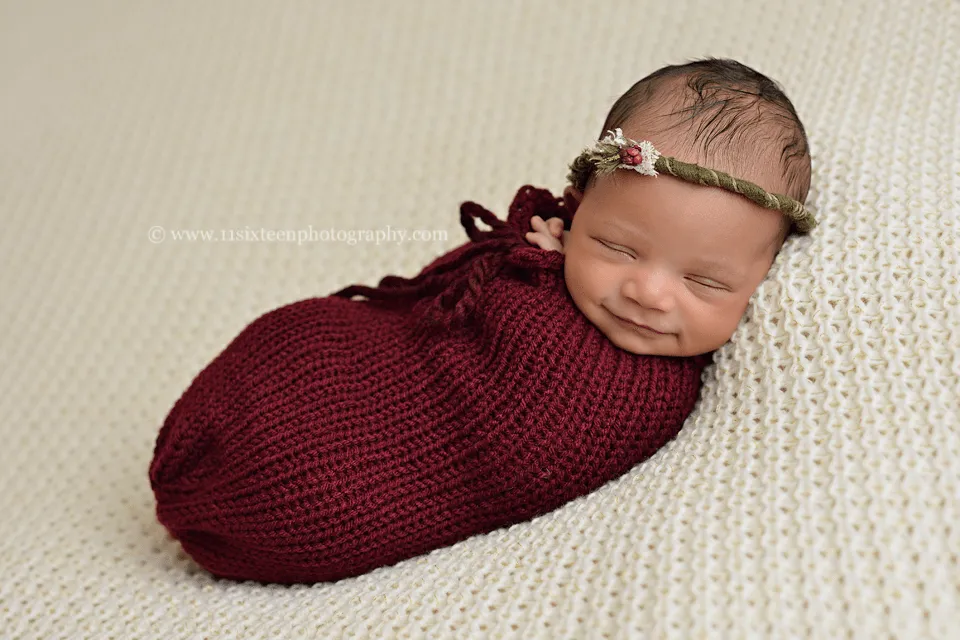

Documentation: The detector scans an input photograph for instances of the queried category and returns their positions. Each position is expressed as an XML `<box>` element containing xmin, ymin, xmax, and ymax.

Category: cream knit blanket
<box><xmin>1</xmin><ymin>0</ymin><xmax>957</xmax><ymax>637</ymax></box>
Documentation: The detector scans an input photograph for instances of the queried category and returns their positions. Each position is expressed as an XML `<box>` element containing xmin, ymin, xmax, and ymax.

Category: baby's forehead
<box><xmin>591</xmin><ymin>177</ymin><xmax>784</xmax><ymax>261</ymax></box>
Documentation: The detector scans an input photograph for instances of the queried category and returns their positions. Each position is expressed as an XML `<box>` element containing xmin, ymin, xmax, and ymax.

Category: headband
<box><xmin>567</xmin><ymin>128</ymin><xmax>817</xmax><ymax>233</ymax></box>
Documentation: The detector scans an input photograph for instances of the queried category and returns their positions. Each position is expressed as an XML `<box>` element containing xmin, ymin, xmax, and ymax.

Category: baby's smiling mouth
<box><xmin>607</xmin><ymin>310</ymin><xmax>671</xmax><ymax>335</ymax></box>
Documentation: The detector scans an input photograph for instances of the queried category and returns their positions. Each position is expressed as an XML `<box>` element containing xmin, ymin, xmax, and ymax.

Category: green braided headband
<box><xmin>567</xmin><ymin>128</ymin><xmax>817</xmax><ymax>233</ymax></box>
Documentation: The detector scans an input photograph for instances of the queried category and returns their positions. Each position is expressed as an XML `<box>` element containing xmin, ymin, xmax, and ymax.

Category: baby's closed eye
<box><xmin>596</xmin><ymin>240</ymin><xmax>730</xmax><ymax>291</ymax></box>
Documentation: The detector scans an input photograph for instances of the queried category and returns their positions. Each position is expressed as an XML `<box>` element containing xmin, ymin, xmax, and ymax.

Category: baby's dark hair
<box><xmin>600</xmin><ymin>57</ymin><xmax>811</xmax><ymax>205</ymax></box>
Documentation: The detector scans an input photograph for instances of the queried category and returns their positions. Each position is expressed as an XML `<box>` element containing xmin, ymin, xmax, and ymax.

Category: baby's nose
<box><xmin>620</xmin><ymin>269</ymin><xmax>674</xmax><ymax>308</ymax></box>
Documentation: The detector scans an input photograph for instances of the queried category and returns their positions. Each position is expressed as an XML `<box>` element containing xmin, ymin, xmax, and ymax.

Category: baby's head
<box><xmin>561</xmin><ymin>58</ymin><xmax>813</xmax><ymax>357</ymax></box>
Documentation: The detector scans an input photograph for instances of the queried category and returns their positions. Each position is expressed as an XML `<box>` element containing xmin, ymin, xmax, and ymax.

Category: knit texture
<box><xmin>148</xmin><ymin>185</ymin><xmax>713</xmax><ymax>584</ymax></box>
<box><xmin>3</xmin><ymin>0</ymin><xmax>959</xmax><ymax>638</ymax></box>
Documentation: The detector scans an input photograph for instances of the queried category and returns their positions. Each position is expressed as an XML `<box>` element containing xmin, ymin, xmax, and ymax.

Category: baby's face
<box><xmin>563</xmin><ymin>170</ymin><xmax>785</xmax><ymax>357</ymax></box>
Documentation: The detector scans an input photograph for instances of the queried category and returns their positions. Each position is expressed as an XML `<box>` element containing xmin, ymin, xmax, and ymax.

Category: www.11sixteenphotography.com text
<box><xmin>147</xmin><ymin>225</ymin><xmax>449</xmax><ymax>246</ymax></box>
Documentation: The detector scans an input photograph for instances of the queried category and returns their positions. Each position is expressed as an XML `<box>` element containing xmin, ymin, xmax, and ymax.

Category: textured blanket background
<box><xmin>1</xmin><ymin>0</ymin><xmax>957</xmax><ymax>638</ymax></box>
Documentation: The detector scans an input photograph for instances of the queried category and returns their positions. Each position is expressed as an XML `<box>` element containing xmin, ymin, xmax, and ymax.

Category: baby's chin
<box><xmin>605</xmin><ymin>333</ymin><xmax>677</xmax><ymax>357</ymax></box>
<box><xmin>600</xmin><ymin>321</ymin><xmax>716</xmax><ymax>358</ymax></box>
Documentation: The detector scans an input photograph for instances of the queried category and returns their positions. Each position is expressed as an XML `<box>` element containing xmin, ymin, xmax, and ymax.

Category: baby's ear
<box><xmin>562</xmin><ymin>185</ymin><xmax>583</xmax><ymax>216</ymax></box>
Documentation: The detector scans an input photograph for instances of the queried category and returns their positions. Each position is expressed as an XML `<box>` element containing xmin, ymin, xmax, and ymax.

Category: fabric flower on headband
<box><xmin>567</xmin><ymin>128</ymin><xmax>818</xmax><ymax>233</ymax></box>
<box><xmin>596</xmin><ymin>128</ymin><xmax>662</xmax><ymax>176</ymax></box>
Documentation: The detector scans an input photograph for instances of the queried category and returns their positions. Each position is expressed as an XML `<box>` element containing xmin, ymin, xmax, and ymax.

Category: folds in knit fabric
<box><xmin>148</xmin><ymin>185</ymin><xmax>714</xmax><ymax>584</ymax></box>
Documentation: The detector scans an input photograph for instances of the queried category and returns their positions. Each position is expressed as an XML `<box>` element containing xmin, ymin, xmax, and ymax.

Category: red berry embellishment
<box><xmin>620</xmin><ymin>145</ymin><xmax>643</xmax><ymax>166</ymax></box>
<box><xmin>619</xmin><ymin>145</ymin><xmax>643</xmax><ymax>165</ymax></box>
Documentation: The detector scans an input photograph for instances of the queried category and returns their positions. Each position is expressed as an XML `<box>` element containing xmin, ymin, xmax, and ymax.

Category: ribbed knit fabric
<box><xmin>148</xmin><ymin>185</ymin><xmax>713</xmax><ymax>584</ymax></box>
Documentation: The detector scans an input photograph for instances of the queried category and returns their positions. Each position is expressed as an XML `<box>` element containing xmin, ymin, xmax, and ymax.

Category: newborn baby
<box><xmin>524</xmin><ymin>63</ymin><xmax>813</xmax><ymax>357</ymax></box>
<box><xmin>149</xmin><ymin>57</ymin><xmax>817</xmax><ymax>584</ymax></box>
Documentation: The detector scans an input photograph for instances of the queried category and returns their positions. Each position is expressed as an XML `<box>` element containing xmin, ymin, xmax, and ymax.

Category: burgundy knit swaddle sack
<box><xmin>149</xmin><ymin>185</ymin><xmax>713</xmax><ymax>584</ymax></box>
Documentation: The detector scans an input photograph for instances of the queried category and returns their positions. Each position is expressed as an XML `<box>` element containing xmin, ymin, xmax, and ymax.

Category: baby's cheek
<box><xmin>562</xmin><ymin>255</ymin><xmax>600</xmax><ymax>309</ymax></box>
